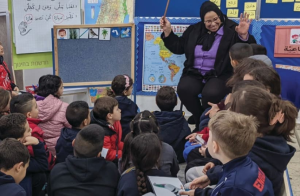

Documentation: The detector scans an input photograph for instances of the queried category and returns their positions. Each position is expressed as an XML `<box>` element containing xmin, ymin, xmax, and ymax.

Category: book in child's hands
<box><xmin>147</xmin><ymin>176</ymin><xmax>187</xmax><ymax>196</ymax></box>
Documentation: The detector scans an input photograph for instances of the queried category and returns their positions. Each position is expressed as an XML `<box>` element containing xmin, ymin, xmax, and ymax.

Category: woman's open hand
<box><xmin>235</xmin><ymin>12</ymin><xmax>252</xmax><ymax>39</ymax></box>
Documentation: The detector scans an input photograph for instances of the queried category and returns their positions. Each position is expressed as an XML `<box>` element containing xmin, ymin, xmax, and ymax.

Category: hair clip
<box><xmin>269</xmin><ymin>110</ymin><xmax>285</xmax><ymax>126</ymax></box>
<box><xmin>124</xmin><ymin>75</ymin><xmax>130</xmax><ymax>88</ymax></box>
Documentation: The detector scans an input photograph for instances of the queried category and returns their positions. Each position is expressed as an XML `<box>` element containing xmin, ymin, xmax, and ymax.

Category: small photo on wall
<box><xmin>121</xmin><ymin>27</ymin><xmax>131</xmax><ymax>38</ymax></box>
<box><xmin>57</xmin><ymin>29</ymin><xmax>69</xmax><ymax>39</ymax></box>
<box><xmin>69</xmin><ymin>29</ymin><xmax>80</xmax><ymax>39</ymax></box>
<box><xmin>89</xmin><ymin>28</ymin><xmax>99</xmax><ymax>39</ymax></box>
<box><xmin>99</xmin><ymin>28</ymin><xmax>111</xmax><ymax>40</ymax></box>
<box><xmin>79</xmin><ymin>28</ymin><xmax>89</xmax><ymax>39</ymax></box>
<box><xmin>290</xmin><ymin>29</ymin><xmax>300</xmax><ymax>44</ymax></box>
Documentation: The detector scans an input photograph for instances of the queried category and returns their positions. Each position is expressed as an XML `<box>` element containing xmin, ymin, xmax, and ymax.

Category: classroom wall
<box><xmin>23</xmin><ymin>67</ymin><xmax>52</xmax><ymax>87</ymax></box>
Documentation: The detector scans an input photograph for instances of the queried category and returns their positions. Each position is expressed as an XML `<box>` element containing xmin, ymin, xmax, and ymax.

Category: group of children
<box><xmin>0</xmin><ymin>42</ymin><xmax>298</xmax><ymax>196</ymax></box>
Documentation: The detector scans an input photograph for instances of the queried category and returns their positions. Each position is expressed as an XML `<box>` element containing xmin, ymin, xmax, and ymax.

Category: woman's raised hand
<box><xmin>160</xmin><ymin>16</ymin><xmax>172</xmax><ymax>37</ymax></box>
<box><xmin>235</xmin><ymin>12</ymin><xmax>253</xmax><ymax>39</ymax></box>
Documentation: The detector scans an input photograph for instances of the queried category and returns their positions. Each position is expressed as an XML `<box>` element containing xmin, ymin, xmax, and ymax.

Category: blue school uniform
<box><xmin>196</xmin><ymin>156</ymin><xmax>274</xmax><ymax>196</ymax></box>
<box><xmin>153</xmin><ymin>110</ymin><xmax>191</xmax><ymax>163</ymax></box>
<box><xmin>115</xmin><ymin>96</ymin><xmax>138</xmax><ymax>141</ymax></box>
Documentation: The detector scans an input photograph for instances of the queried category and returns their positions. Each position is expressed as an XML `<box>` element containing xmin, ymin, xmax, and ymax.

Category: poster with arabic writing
<box><xmin>12</xmin><ymin>0</ymin><xmax>81</xmax><ymax>54</ymax></box>
<box><xmin>274</xmin><ymin>26</ymin><xmax>300</xmax><ymax>57</ymax></box>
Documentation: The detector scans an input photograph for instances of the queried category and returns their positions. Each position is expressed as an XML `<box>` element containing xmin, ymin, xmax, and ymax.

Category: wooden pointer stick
<box><xmin>163</xmin><ymin>0</ymin><xmax>170</xmax><ymax>18</ymax></box>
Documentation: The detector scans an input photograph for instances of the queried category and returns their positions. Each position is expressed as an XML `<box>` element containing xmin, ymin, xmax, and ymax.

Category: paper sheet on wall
<box><xmin>295</xmin><ymin>3</ymin><xmax>300</xmax><ymax>10</ymax></box>
<box><xmin>210</xmin><ymin>0</ymin><xmax>221</xmax><ymax>6</ymax></box>
<box><xmin>227</xmin><ymin>9</ymin><xmax>239</xmax><ymax>17</ymax></box>
<box><xmin>244</xmin><ymin>2</ymin><xmax>257</xmax><ymax>10</ymax></box>
<box><xmin>266</xmin><ymin>0</ymin><xmax>278</xmax><ymax>3</ymax></box>
<box><xmin>12</xmin><ymin>0</ymin><xmax>81</xmax><ymax>54</ymax></box>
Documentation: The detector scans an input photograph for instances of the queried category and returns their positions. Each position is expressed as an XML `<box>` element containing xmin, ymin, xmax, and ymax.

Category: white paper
<box><xmin>101</xmin><ymin>148</ymin><xmax>108</xmax><ymax>159</ymax></box>
<box><xmin>12</xmin><ymin>0</ymin><xmax>81</xmax><ymax>54</ymax></box>
<box><xmin>148</xmin><ymin>176</ymin><xmax>187</xmax><ymax>196</ymax></box>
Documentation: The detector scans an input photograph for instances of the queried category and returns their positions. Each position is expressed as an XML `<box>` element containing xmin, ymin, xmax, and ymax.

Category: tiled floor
<box><xmin>288</xmin><ymin>125</ymin><xmax>300</xmax><ymax>196</ymax></box>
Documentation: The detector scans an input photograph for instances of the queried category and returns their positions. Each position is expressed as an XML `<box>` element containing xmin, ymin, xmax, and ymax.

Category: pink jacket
<box><xmin>36</xmin><ymin>94</ymin><xmax>71</xmax><ymax>156</ymax></box>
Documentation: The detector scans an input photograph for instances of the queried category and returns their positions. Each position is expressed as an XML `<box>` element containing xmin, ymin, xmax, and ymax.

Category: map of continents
<box><xmin>84</xmin><ymin>0</ymin><xmax>134</xmax><ymax>24</ymax></box>
<box><xmin>143</xmin><ymin>26</ymin><xmax>187</xmax><ymax>86</ymax></box>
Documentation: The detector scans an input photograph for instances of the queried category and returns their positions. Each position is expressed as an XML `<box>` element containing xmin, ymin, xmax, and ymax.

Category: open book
<box><xmin>148</xmin><ymin>176</ymin><xmax>187</xmax><ymax>196</ymax></box>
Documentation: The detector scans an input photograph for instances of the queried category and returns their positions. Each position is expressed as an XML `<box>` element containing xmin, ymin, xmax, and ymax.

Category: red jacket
<box><xmin>90</xmin><ymin>111</ymin><xmax>124</xmax><ymax>162</ymax></box>
<box><xmin>0</xmin><ymin>61</ymin><xmax>14</xmax><ymax>91</ymax></box>
<box><xmin>27</xmin><ymin>118</ymin><xmax>56</xmax><ymax>170</ymax></box>
<box><xmin>197</xmin><ymin>127</ymin><xmax>210</xmax><ymax>142</ymax></box>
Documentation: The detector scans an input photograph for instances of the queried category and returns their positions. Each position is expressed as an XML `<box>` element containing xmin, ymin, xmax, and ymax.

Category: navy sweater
<box><xmin>55</xmin><ymin>127</ymin><xmax>81</xmax><ymax>163</ymax></box>
<box><xmin>196</xmin><ymin>156</ymin><xmax>274</xmax><ymax>196</ymax></box>
<box><xmin>115</xmin><ymin>96</ymin><xmax>138</xmax><ymax>141</ymax></box>
<box><xmin>153</xmin><ymin>110</ymin><xmax>191</xmax><ymax>163</ymax></box>
<box><xmin>0</xmin><ymin>172</ymin><xmax>26</xmax><ymax>196</ymax></box>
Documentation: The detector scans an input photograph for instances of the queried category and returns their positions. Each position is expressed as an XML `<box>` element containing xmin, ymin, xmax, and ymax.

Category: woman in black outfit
<box><xmin>160</xmin><ymin>1</ymin><xmax>256</xmax><ymax>130</ymax></box>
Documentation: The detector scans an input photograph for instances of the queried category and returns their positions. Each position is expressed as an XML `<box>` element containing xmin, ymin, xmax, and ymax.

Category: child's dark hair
<box><xmin>107</xmin><ymin>75</ymin><xmax>133</xmax><ymax>97</ymax></box>
<box><xmin>73</xmin><ymin>124</ymin><xmax>105</xmax><ymax>158</ymax></box>
<box><xmin>245</xmin><ymin>66</ymin><xmax>281</xmax><ymax>97</ymax></box>
<box><xmin>230</xmin><ymin>86</ymin><xmax>298</xmax><ymax>141</ymax></box>
<box><xmin>120</xmin><ymin>110</ymin><xmax>160</xmax><ymax>173</ymax></box>
<box><xmin>229</xmin><ymin>43</ymin><xmax>253</xmax><ymax>63</ymax></box>
<box><xmin>156</xmin><ymin>86</ymin><xmax>177</xmax><ymax>111</ymax></box>
<box><xmin>0</xmin><ymin>88</ymin><xmax>11</xmax><ymax>117</ymax></box>
<box><xmin>226</xmin><ymin>58</ymin><xmax>268</xmax><ymax>88</ymax></box>
<box><xmin>92</xmin><ymin>97</ymin><xmax>118</xmax><ymax>120</ymax></box>
<box><xmin>232</xmin><ymin>80</ymin><xmax>266</xmax><ymax>93</ymax></box>
<box><xmin>10</xmin><ymin>93</ymin><xmax>34</xmax><ymax>115</ymax></box>
<box><xmin>0</xmin><ymin>138</ymin><xmax>30</xmax><ymax>171</ymax></box>
<box><xmin>35</xmin><ymin>74</ymin><xmax>62</xmax><ymax>98</ymax></box>
<box><xmin>131</xmin><ymin>133</ymin><xmax>161</xmax><ymax>195</ymax></box>
<box><xmin>250</xmin><ymin>44</ymin><xmax>267</xmax><ymax>55</ymax></box>
<box><xmin>66</xmin><ymin>101</ymin><xmax>89</xmax><ymax>128</ymax></box>
<box><xmin>0</xmin><ymin>113</ymin><xmax>27</xmax><ymax>140</ymax></box>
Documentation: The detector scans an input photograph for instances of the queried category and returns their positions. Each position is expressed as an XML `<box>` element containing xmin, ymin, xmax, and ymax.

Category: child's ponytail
<box><xmin>108</xmin><ymin>75</ymin><xmax>133</xmax><ymax>97</ymax></box>
<box><xmin>269</xmin><ymin>99</ymin><xmax>298</xmax><ymax>142</ymax></box>
<box><xmin>106</xmin><ymin>88</ymin><xmax>116</xmax><ymax>97</ymax></box>
<box><xmin>135</xmin><ymin>168</ymin><xmax>148</xmax><ymax>195</ymax></box>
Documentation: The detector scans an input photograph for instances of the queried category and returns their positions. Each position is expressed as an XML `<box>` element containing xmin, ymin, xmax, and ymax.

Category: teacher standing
<box><xmin>160</xmin><ymin>1</ymin><xmax>256</xmax><ymax>130</ymax></box>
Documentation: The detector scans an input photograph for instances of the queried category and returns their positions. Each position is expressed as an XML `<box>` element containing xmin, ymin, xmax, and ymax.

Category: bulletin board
<box><xmin>53</xmin><ymin>24</ymin><xmax>135</xmax><ymax>87</ymax></box>
<box><xmin>135</xmin><ymin>0</ymin><xmax>258</xmax><ymax>19</ymax></box>
<box><xmin>260</xmin><ymin>0</ymin><xmax>300</xmax><ymax>19</ymax></box>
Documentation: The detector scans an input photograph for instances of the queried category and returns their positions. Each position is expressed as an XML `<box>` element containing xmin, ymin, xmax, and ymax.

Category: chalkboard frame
<box><xmin>53</xmin><ymin>23</ymin><xmax>135</xmax><ymax>87</ymax></box>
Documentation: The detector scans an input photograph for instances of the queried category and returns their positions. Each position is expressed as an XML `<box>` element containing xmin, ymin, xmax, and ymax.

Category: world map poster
<box><xmin>142</xmin><ymin>24</ymin><xmax>188</xmax><ymax>92</ymax></box>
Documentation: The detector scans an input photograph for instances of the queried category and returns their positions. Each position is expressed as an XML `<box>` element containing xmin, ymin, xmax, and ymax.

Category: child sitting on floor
<box><xmin>120</xmin><ymin>110</ymin><xmax>179</xmax><ymax>177</ymax></box>
<box><xmin>55</xmin><ymin>101</ymin><xmax>90</xmax><ymax>163</ymax></box>
<box><xmin>181</xmin><ymin>111</ymin><xmax>274</xmax><ymax>196</ymax></box>
<box><xmin>107</xmin><ymin>74</ymin><xmax>138</xmax><ymax>141</ymax></box>
<box><xmin>0</xmin><ymin>138</ymin><xmax>30</xmax><ymax>196</ymax></box>
<box><xmin>90</xmin><ymin>96</ymin><xmax>123</xmax><ymax>164</ymax></box>
<box><xmin>0</xmin><ymin>113</ymin><xmax>48</xmax><ymax>196</ymax></box>
<box><xmin>117</xmin><ymin>133</ymin><xmax>167</xmax><ymax>196</ymax></box>
<box><xmin>10</xmin><ymin>93</ymin><xmax>56</xmax><ymax>169</ymax></box>
<box><xmin>153</xmin><ymin>86</ymin><xmax>191</xmax><ymax>163</ymax></box>
<box><xmin>34</xmin><ymin>75</ymin><xmax>71</xmax><ymax>156</ymax></box>
<box><xmin>49</xmin><ymin>124</ymin><xmax>119</xmax><ymax>196</ymax></box>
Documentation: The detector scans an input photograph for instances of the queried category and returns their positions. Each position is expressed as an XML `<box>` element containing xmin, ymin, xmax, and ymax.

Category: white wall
<box><xmin>22</xmin><ymin>67</ymin><xmax>52</xmax><ymax>87</ymax></box>
<box><xmin>0</xmin><ymin>0</ymin><xmax>8</xmax><ymax>12</ymax></box>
